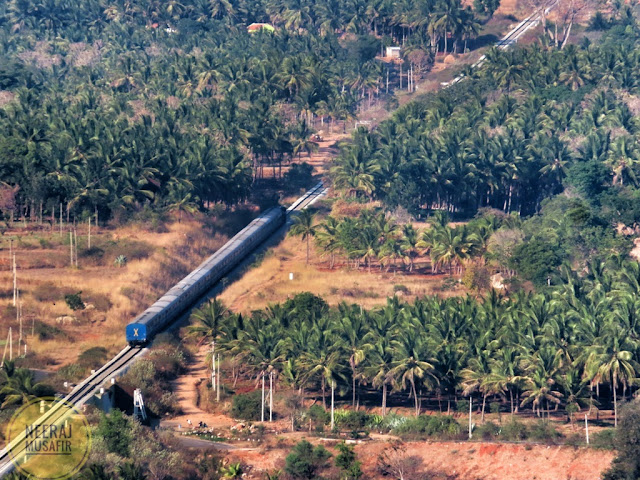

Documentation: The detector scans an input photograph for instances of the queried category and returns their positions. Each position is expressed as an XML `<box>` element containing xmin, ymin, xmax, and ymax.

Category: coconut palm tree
<box><xmin>289</xmin><ymin>208</ymin><xmax>317</xmax><ymax>265</ymax></box>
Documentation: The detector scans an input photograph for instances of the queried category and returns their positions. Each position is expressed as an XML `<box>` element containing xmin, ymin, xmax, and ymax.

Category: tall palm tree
<box><xmin>389</xmin><ymin>326</ymin><xmax>438</xmax><ymax>416</ymax></box>
<box><xmin>584</xmin><ymin>322</ymin><xmax>638</xmax><ymax>427</ymax></box>
<box><xmin>188</xmin><ymin>298</ymin><xmax>228</xmax><ymax>345</ymax></box>
<box><xmin>289</xmin><ymin>209</ymin><xmax>317</xmax><ymax>265</ymax></box>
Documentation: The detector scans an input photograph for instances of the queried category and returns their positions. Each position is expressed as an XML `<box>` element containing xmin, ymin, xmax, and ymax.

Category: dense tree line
<box><xmin>191</xmin><ymin>262</ymin><xmax>640</xmax><ymax>425</ymax></box>
<box><xmin>330</xmin><ymin>11</ymin><xmax>640</xmax><ymax>222</ymax></box>
<box><xmin>0</xmin><ymin>0</ymin><xmax>487</xmax><ymax>223</ymax></box>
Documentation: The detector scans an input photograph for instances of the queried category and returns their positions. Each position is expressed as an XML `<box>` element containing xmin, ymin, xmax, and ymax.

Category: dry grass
<box><xmin>219</xmin><ymin>235</ymin><xmax>467</xmax><ymax>314</ymax></box>
<box><xmin>0</xmin><ymin>211</ymin><xmax>249</xmax><ymax>368</ymax></box>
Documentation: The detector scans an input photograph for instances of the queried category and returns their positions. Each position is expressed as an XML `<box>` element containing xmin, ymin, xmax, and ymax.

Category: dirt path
<box><xmin>160</xmin><ymin>346</ymin><xmax>234</xmax><ymax>431</ymax></box>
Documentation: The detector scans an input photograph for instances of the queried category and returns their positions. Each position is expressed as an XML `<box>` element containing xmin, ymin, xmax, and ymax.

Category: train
<box><xmin>126</xmin><ymin>206</ymin><xmax>286</xmax><ymax>346</ymax></box>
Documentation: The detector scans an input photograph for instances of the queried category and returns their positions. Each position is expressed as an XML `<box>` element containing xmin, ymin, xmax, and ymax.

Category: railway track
<box><xmin>442</xmin><ymin>0</ymin><xmax>559</xmax><ymax>87</ymax></box>
<box><xmin>0</xmin><ymin>182</ymin><xmax>326</xmax><ymax>478</ymax></box>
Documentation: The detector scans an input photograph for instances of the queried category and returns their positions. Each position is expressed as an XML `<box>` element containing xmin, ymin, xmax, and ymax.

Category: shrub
<box><xmin>335</xmin><ymin>441</ymin><xmax>362</xmax><ymax>480</ymax></box>
<box><xmin>462</xmin><ymin>262</ymin><xmax>491</xmax><ymax>292</ymax></box>
<box><xmin>394</xmin><ymin>414</ymin><xmax>461</xmax><ymax>438</ymax></box>
<box><xmin>284</xmin><ymin>162</ymin><xmax>314</xmax><ymax>191</ymax></box>
<box><xmin>33</xmin><ymin>321</ymin><xmax>67</xmax><ymax>341</ymax></box>
<box><xmin>57</xmin><ymin>363</ymin><xmax>86</xmax><ymax>382</ymax></box>
<box><xmin>285</xmin><ymin>440</ymin><xmax>331</xmax><ymax>480</ymax></box>
<box><xmin>306</xmin><ymin>404</ymin><xmax>330</xmax><ymax>426</ymax></box>
<box><xmin>528</xmin><ymin>420</ymin><xmax>561</xmax><ymax>443</ymax></box>
<box><xmin>65</xmin><ymin>292</ymin><xmax>85</xmax><ymax>311</ymax></box>
<box><xmin>334</xmin><ymin>410</ymin><xmax>371</xmax><ymax>430</ymax></box>
<box><xmin>603</xmin><ymin>401</ymin><xmax>640</xmax><ymax>479</ymax></box>
<box><xmin>475</xmin><ymin>421</ymin><xmax>500</xmax><ymax>440</ymax></box>
<box><xmin>393</xmin><ymin>284</ymin><xmax>410</xmax><ymax>294</ymax></box>
<box><xmin>500</xmin><ymin>419</ymin><xmax>528</xmax><ymax>441</ymax></box>
<box><xmin>591</xmin><ymin>428</ymin><xmax>616</xmax><ymax>450</ymax></box>
<box><xmin>231</xmin><ymin>391</ymin><xmax>263</xmax><ymax>421</ymax></box>
<box><xmin>86</xmin><ymin>292</ymin><xmax>112</xmax><ymax>312</ymax></box>
<box><xmin>32</xmin><ymin>282</ymin><xmax>65</xmax><ymax>302</ymax></box>
<box><xmin>97</xmin><ymin>409</ymin><xmax>132</xmax><ymax>457</ymax></box>
<box><xmin>77</xmin><ymin>347</ymin><xmax>108</xmax><ymax>369</ymax></box>
<box><xmin>114</xmin><ymin>255</ymin><xmax>127</xmax><ymax>267</ymax></box>
<box><xmin>79</xmin><ymin>246</ymin><xmax>105</xmax><ymax>260</ymax></box>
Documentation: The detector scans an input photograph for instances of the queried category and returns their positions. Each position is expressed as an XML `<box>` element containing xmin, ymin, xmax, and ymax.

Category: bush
<box><xmin>32</xmin><ymin>282</ymin><xmax>65</xmax><ymax>302</ymax></box>
<box><xmin>284</xmin><ymin>163</ymin><xmax>314</xmax><ymax>191</ymax></box>
<box><xmin>77</xmin><ymin>347</ymin><xmax>108</xmax><ymax>369</ymax></box>
<box><xmin>97</xmin><ymin>409</ymin><xmax>132</xmax><ymax>457</ymax></box>
<box><xmin>500</xmin><ymin>419</ymin><xmax>528</xmax><ymax>441</ymax></box>
<box><xmin>231</xmin><ymin>391</ymin><xmax>263</xmax><ymax>421</ymax></box>
<box><xmin>285</xmin><ymin>440</ymin><xmax>331</xmax><ymax>480</ymax></box>
<box><xmin>335</xmin><ymin>410</ymin><xmax>371</xmax><ymax>430</ymax></box>
<box><xmin>475</xmin><ymin>421</ymin><xmax>500</xmax><ymax>440</ymax></box>
<box><xmin>603</xmin><ymin>400</ymin><xmax>640</xmax><ymax>479</ymax></box>
<box><xmin>462</xmin><ymin>262</ymin><xmax>491</xmax><ymax>292</ymax></box>
<box><xmin>393</xmin><ymin>284</ymin><xmax>410</xmax><ymax>294</ymax></box>
<box><xmin>591</xmin><ymin>428</ymin><xmax>616</xmax><ymax>450</ymax></box>
<box><xmin>306</xmin><ymin>404</ymin><xmax>330</xmax><ymax>427</ymax></box>
<box><xmin>65</xmin><ymin>292</ymin><xmax>85</xmax><ymax>311</ymax></box>
<box><xmin>528</xmin><ymin>420</ymin><xmax>561</xmax><ymax>443</ymax></box>
<box><xmin>33</xmin><ymin>321</ymin><xmax>67</xmax><ymax>341</ymax></box>
<box><xmin>394</xmin><ymin>414</ymin><xmax>461</xmax><ymax>438</ymax></box>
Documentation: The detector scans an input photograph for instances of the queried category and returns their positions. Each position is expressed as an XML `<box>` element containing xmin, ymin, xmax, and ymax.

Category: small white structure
<box><xmin>386</xmin><ymin>46</ymin><xmax>401</xmax><ymax>58</ymax></box>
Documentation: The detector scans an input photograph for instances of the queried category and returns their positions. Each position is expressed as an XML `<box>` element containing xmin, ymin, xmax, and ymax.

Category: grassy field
<box><xmin>0</xmin><ymin>208</ymin><xmax>257</xmax><ymax>371</ymax></box>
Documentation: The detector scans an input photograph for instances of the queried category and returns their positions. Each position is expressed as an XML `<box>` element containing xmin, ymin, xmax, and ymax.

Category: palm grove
<box><xmin>185</xmin><ymin>9</ymin><xmax>640</xmax><ymax>429</ymax></box>
<box><xmin>0</xmin><ymin>0</ymin><xmax>487</xmax><ymax>223</ymax></box>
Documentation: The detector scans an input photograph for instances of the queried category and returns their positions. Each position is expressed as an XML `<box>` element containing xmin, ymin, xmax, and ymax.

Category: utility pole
<box><xmin>9</xmin><ymin>327</ymin><xmax>12</xmax><ymax>361</ymax></box>
<box><xmin>17</xmin><ymin>292</ymin><xmax>22</xmax><ymax>353</ymax></box>
<box><xmin>88</xmin><ymin>216</ymin><xmax>91</xmax><ymax>249</ymax></box>
<box><xmin>331</xmin><ymin>380</ymin><xmax>335</xmax><ymax>431</ymax></box>
<box><xmin>74</xmin><ymin>229</ymin><xmax>78</xmax><ymax>267</ymax></box>
<box><xmin>585</xmin><ymin>414</ymin><xmax>589</xmax><ymax>445</ymax></box>
<box><xmin>269</xmin><ymin>370</ymin><xmax>273</xmax><ymax>422</ymax></box>
<box><xmin>211</xmin><ymin>340</ymin><xmax>216</xmax><ymax>392</ymax></box>
<box><xmin>261</xmin><ymin>372</ymin><xmax>265</xmax><ymax>422</ymax></box>
<box><xmin>70</xmin><ymin>231</ymin><xmax>74</xmax><ymax>267</ymax></box>
<box><xmin>59</xmin><ymin>203</ymin><xmax>62</xmax><ymax>236</ymax></box>
<box><xmin>468</xmin><ymin>398</ymin><xmax>473</xmax><ymax>439</ymax></box>
<box><xmin>12</xmin><ymin>254</ymin><xmax>17</xmax><ymax>307</ymax></box>
<box><xmin>216</xmin><ymin>353</ymin><xmax>221</xmax><ymax>402</ymax></box>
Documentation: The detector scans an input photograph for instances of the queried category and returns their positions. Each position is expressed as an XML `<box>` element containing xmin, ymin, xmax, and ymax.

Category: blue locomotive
<box><xmin>126</xmin><ymin>206</ymin><xmax>286</xmax><ymax>346</ymax></box>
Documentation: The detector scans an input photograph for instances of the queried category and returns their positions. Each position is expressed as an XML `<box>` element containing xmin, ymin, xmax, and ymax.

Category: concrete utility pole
<box><xmin>261</xmin><ymin>372</ymin><xmax>265</xmax><ymax>422</ymax></box>
<box><xmin>216</xmin><ymin>354</ymin><xmax>221</xmax><ymax>402</ymax></box>
<box><xmin>211</xmin><ymin>341</ymin><xmax>216</xmax><ymax>392</ymax></box>
<box><xmin>468</xmin><ymin>398</ymin><xmax>473</xmax><ymax>439</ymax></box>
<box><xmin>585</xmin><ymin>414</ymin><xmax>589</xmax><ymax>444</ymax></box>
<box><xmin>269</xmin><ymin>371</ymin><xmax>273</xmax><ymax>422</ymax></box>
<box><xmin>12</xmin><ymin>254</ymin><xmax>17</xmax><ymax>307</ymax></box>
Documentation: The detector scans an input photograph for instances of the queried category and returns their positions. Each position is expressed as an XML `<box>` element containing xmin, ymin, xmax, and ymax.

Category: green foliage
<box><xmin>603</xmin><ymin>401</ymin><xmax>640</xmax><ymax>480</ymax></box>
<box><xmin>284</xmin><ymin>440</ymin><xmax>332</xmax><ymax>480</ymax></box>
<box><xmin>77</xmin><ymin>347</ymin><xmax>109</xmax><ymax>369</ymax></box>
<box><xmin>475</xmin><ymin>421</ymin><xmax>500</xmax><ymax>440</ymax></box>
<box><xmin>97</xmin><ymin>409</ymin><xmax>132</xmax><ymax>457</ymax></box>
<box><xmin>510</xmin><ymin>239</ymin><xmax>563</xmax><ymax>286</ymax></box>
<box><xmin>461</xmin><ymin>262</ymin><xmax>491</xmax><ymax>292</ymax></box>
<box><xmin>64</xmin><ymin>291</ymin><xmax>85</xmax><ymax>311</ymax></box>
<box><xmin>334</xmin><ymin>410</ymin><xmax>371</xmax><ymax>430</ymax></box>
<box><xmin>230</xmin><ymin>391</ymin><xmax>262</xmax><ymax>421</ymax></box>
<box><xmin>500</xmin><ymin>419</ymin><xmax>528</xmax><ymax>441</ymax></box>
<box><xmin>335</xmin><ymin>441</ymin><xmax>363</xmax><ymax>480</ymax></box>
<box><xmin>284</xmin><ymin>163</ymin><xmax>314</xmax><ymax>192</ymax></box>
<box><xmin>591</xmin><ymin>429</ymin><xmax>616</xmax><ymax>450</ymax></box>
<box><xmin>393</xmin><ymin>415</ymin><xmax>461</xmax><ymax>438</ymax></box>
<box><xmin>528</xmin><ymin>421</ymin><xmax>561</xmax><ymax>443</ymax></box>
